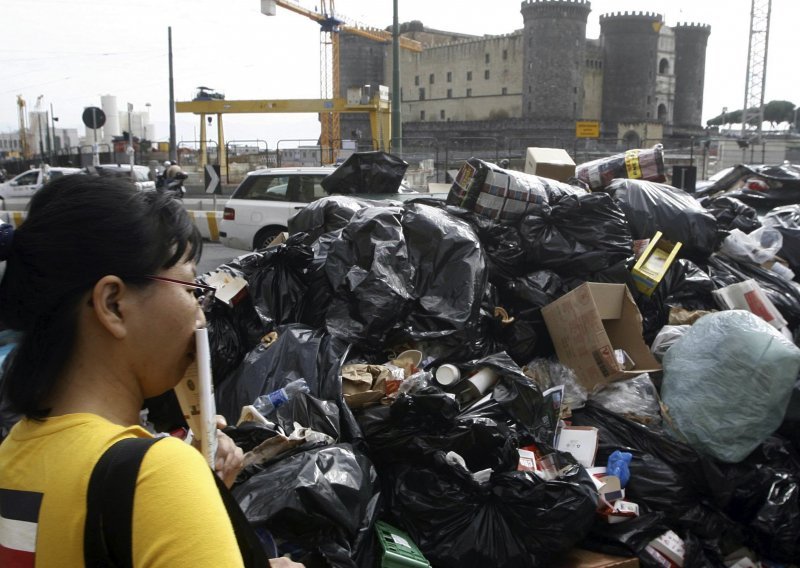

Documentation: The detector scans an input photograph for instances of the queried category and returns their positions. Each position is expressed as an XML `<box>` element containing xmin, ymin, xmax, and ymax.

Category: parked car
<box><xmin>83</xmin><ymin>164</ymin><xmax>156</xmax><ymax>191</ymax></box>
<box><xmin>219</xmin><ymin>166</ymin><xmax>420</xmax><ymax>251</ymax></box>
<box><xmin>0</xmin><ymin>166</ymin><xmax>82</xmax><ymax>201</ymax></box>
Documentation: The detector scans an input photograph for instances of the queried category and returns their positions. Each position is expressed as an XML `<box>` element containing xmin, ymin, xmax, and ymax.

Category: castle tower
<box><xmin>520</xmin><ymin>0</ymin><xmax>591</xmax><ymax>123</ymax></box>
<box><xmin>338</xmin><ymin>32</ymin><xmax>387</xmax><ymax>147</ymax></box>
<box><xmin>673</xmin><ymin>22</ymin><xmax>711</xmax><ymax>129</ymax></box>
<box><xmin>599</xmin><ymin>11</ymin><xmax>664</xmax><ymax>129</ymax></box>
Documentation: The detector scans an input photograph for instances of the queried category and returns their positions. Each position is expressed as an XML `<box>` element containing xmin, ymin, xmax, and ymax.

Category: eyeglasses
<box><xmin>145</xmin><ymin>275</ymin><xmax>217</xmax><ymax>309</ymax></box>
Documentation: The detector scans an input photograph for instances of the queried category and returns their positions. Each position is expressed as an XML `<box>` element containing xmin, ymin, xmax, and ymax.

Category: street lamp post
<box><xmin>127</xmin><ymin>103</ymin><xmax>135</xmax><ymax>180</ymax></box>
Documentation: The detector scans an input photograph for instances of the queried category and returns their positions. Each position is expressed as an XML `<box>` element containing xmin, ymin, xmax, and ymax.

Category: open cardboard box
<box><xmin>542</xmin><ymin>283</ymin><xmax>661</xmax><ymax>390</ymax></box>
<box><xmin>631</xmin><ymin>232</ymin><xmax>682</xmax><ymax>297</ymax></box>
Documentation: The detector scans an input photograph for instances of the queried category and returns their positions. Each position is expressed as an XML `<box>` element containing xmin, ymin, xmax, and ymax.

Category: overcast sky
<box><xmin>2</xmin><ymin>0</ymin><xmax>797</xmax><ymax>148</ymax></box>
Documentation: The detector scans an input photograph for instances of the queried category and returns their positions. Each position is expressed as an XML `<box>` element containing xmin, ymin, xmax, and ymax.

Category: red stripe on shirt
<box><xmin>0</xmin><ymin>542</ymin><xmax>35</xmax><ymax>568</ymax></box>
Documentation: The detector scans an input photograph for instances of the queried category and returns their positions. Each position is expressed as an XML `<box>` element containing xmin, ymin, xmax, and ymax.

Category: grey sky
<box><xmin>1</xmin><ymin>0</ymin><xmax>797</xmax><ymax>148</ymax></box>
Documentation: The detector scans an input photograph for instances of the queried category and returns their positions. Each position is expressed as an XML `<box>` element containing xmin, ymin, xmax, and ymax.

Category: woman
<box><xmin>0</xmin><ymin>176</ymin><xmax>298</xmax><ymax>567</ymax></box>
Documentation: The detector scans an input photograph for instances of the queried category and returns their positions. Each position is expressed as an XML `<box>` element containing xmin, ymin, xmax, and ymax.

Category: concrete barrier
<box><xmin>0</xmin><ymin>209</ymin><xmax>222</xmax><ymax>242</ymax></box>
<box><xmin>187</xmin><ymin>210</ymin><xmax>223</xmax><ymax>242</ymax></box>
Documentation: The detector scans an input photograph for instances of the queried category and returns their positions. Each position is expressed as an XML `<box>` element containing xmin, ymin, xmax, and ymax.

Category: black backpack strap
<box><xmin>85</xmin><ymin>436</ymin><xmax>269</xmax><ymax>568</ymax></box>
<box><xmin>211</xmin><ymin>471</ymin><xmax>270</xmax><ymax>568</ymax></box>
<box><xmin>84</xmin><ymin>436</ymin><xmax>164</xmax><ymax>568</ymax></box>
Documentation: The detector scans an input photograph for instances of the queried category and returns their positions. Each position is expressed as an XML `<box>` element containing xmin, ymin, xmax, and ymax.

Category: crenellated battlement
<box><xmin>599</xmin><ymin>11</ymin><xmax>663</xmax><ymax>23</ymax></box>
<box><xmin>674</xmin><ymin>21</ymin><xmax>711</xmax><ymax>35</ymax></box>
<box><xmin>521</xmin><ymin>0</ymin><xmax>591</xmax><ymax>19</ymax></box>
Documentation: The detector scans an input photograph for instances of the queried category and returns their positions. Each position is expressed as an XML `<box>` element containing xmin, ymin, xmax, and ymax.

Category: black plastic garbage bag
<box><xmin>234</xmin><ymin>234</ymin><xmax>315</xmax><ymax>328</ymax></box>
<box><xmin>275</xmin><ymin>392</ymin><xmax>341</xmax><ymax>442</ymax></box>
<box><xmin>518</xmin><ymin>192</ymin><xmax>633</xmax><ymax>277</ymax></box>
<box><xmin>359</xmin><ymin>396</ymin><xmax>596</xmax><ymax>567</ymax></box>
<box><xmin>321</xmin><ymin>151</ymin><xmax>408</xmax><ymax>195</ymax></box>
<box><xmin>288</xmin><ymin>195</ymin><xmax>387</xmax><ymax>244</ymax></box>
<box><xmin>719</xmin><ymin>437</ymin><xmax>800</xmax><ymax>563</ymax></box>
<box><xmin>571</xmin><ymin>403</ymin><xmax>743</xmax><ymax>565</ymax></box>
<box><xmin>324</xmin><ymin>203</ymin><xmax>488</xmax><ymax>359</ymax></box>
<box><xmin>323</xmin><ymin>206</ymin><xmax>415</xmax><ymax>349</ymax></box>
<box><xmin>214</xmin><ymin>324</ymin><xmax>350</xmax><ymax>428</ymax></box>
<box><xmin>704</xmin><ymin>196</ymin><xmax>762</xmax><ymax>234</ymax></box>
<box><xmin>398</xmin><ymin>203</ymin><xmax>487</xmax><ymax>345</ymax></box>
<box><xmin>706</xmin><ymin>253</ymin><xmax>800</xmax><ymax>330</ymax></box>
<box><xmin>635</xmin><ymin>259</ymin><xmax>717</xmax><ymax>343</ymax></box>
<box><xmin>495</xmin><ymin>271</ymin><xmax>567</xmax><ymax>364</ymax></box>
<box><xmin>763</xmin><ymin>204</ymin><xmax>800</xmax><ymax>275</ymax></box>
<box><xmin>232</xmin><ymin>443</ymin><xmax>381</xmax><ymax>568</ymax></box>
<box><xmin>607</xmin><ymin>179</ymin><xmax>718</xmax><ymax>261</ymax></box>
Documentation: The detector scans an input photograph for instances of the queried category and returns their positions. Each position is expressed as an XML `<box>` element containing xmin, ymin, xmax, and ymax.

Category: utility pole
<box><xmin>50</xmin><ymin>103</ymin><xmax>58</xmax><ymax>158</ymax></box>
<box><xmin>741</xmin><ymin>0</ymin><xmax>772</xmax><ymax>144</ymax></box>
<box><xmin>391</xmin><ymin>0</ymin><xmax>402</xmax><ymax>156</ymax></box>
<box><xmin>168</xmin><ymin>26</ymin><xmax>177</xmax><ymax>162</ymax></box>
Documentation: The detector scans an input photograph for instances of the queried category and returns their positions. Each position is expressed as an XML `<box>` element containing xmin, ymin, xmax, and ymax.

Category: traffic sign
<box><xmin>575</xmin><ymin>121</ymin><xmax>600</xmax><ymax>139</ymax></box>
<box><xmin>204</xmin><ymin>164</ymin><xmax>221</xmax><ymax>194</ymax></box>
<box><xmin>82</xmin><ymin>107</ymin><xmax>106</xmax><ymax>130</ymax></box>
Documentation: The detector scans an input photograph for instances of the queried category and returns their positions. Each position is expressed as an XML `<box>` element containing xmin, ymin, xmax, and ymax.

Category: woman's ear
<box><xmin>90</xmin><ymin>275</ymin><xmax>129</xmax><ymax>339</ymax></box>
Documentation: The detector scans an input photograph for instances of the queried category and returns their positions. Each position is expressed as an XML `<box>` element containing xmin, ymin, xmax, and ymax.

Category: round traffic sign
<box><xmin>82</xmin><ymin>107</ymin><xmax>107</xmax><ymax>130</ymax></box>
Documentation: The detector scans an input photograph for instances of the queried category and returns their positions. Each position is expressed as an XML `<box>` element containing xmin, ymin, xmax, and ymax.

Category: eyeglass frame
<box><xmin>144</xmin><ymin>275</ymin><xmax>217</xmax><ymax>309</ymax></box>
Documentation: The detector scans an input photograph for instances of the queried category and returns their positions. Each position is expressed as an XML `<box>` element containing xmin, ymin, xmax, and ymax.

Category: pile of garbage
<box><xmin>6</xmin><ymin>149</ymin><xmax>800</xmax><ymax>567</ymax></box>
<box><xmin>190</xmin><ymin>149</ymin><xmax>800</xmax><ymax>567</ymax></box>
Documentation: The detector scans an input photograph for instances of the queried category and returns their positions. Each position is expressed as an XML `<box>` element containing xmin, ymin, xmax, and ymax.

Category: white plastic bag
<box><xmin>720</xmin><ymin>227</ymin><xmax>782</xmax><ymax>265</ymax></box>
<box><xmin>661</xmin><ymin>310</ymin><xmax>800</xmax><ymax>463</ymax></box>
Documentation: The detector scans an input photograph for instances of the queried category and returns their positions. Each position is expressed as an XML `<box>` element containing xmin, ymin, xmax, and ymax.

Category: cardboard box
<box><xmin>542</xmin><ymin>283</ymin><xmax>662</xmax><ymax>389</ymax></box>
<box><xmin>631</xmin><ymin>232</ymin><xmax>682</xmax><ymax>296</ymax></box>
<box><xmin>555</xmin><ymin>549</ymin><xmax>639</xmax><ymax>568</ymax></box>
<box><xmin>524</xmin><ymin>147</ymin><xmax>577</xmax><ymax>182</ymax></box>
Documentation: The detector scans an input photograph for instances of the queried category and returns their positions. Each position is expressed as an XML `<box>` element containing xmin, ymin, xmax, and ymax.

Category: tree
<box><xmin>706</xmin><ymin>100</ymin><xmax>797</xmax><ymax>127</ymax></box>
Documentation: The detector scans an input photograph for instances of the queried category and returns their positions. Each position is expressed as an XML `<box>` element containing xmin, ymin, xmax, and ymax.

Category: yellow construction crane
<box><xmin>260</xmin><ymin>0</ymin><xmax>422</xmax><ymax>150</ymax></box>
<box><xmin>16</xmin><ymin>95</ymin><xmax>31</xmax><ymax>159</ymax></box>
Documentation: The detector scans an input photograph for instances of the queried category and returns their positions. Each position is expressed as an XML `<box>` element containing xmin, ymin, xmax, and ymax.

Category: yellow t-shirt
<box><xmin>0</xmin><ymin>413</ymin><xmax>245</xmax><ymax>567</ymax></box>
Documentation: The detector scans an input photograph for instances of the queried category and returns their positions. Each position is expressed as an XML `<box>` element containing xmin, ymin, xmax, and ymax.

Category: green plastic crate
<box><xmin>375</xmin><ymin>521</ymin><xmax>431</xmax><ymax>568</ymax></box>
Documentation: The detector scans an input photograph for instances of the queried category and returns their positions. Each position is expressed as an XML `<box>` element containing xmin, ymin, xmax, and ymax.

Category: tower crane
<box><xmin>16</xmin><ymin>95</ymin><xmax>31</xmax><ymax>159</ymax></box>
<box><xmin>260</xmin><ymin>0</ymin><xmax>422</xmax><ymax>151</ymax></box>
<box><xmin>741</xmin><ymin>0</ymin><xmax>772</xmax><ymax>143</ymax></box>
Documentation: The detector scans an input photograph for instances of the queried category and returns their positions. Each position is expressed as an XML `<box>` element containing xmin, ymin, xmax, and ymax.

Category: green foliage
<box><xmin>706</xmin><ymin>100</ymin><xmax>797</xmax><ymax>127</ymax></box>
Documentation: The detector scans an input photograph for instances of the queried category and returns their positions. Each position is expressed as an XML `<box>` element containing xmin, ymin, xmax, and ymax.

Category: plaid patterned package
<box><xmin>575</xmin><ymin>144</ymin><xmax>666</xmax><ymax>192</ymax></box>
<box><xmin>447</xmin><ymin>158</ymin><xmax>583</xmax><ymax>221</ymax></box>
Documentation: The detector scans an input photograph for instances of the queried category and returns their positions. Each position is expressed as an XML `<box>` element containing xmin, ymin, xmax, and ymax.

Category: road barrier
<box><xmin>0</xmin><ymin>210</ymin><xmax>223</xmax><ymax>243</ymax></box>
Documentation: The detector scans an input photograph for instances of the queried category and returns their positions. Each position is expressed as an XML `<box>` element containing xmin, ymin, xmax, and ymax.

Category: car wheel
<box><xmin>253</xmin><ymin>226</ymin><xmax>287</xmax><ymax>250</ymax></box>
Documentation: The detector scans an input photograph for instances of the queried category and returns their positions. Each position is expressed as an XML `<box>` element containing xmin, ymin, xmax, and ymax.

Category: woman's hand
<box><xmin>269</xmin><ymin>558</ymin><xmax>305</xmax><ymax>567</ymax></box>
<box><xmin>213</xmin><ymin>415</ymin><xmax>244</xmax><ymax>488</ymax></box>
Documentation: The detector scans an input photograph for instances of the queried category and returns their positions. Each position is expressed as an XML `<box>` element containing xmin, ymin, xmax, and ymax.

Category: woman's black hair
<box><xmin>0</xmin><ymin>174</ymin><xmax>203</xmax><ymax>419</ymax></box>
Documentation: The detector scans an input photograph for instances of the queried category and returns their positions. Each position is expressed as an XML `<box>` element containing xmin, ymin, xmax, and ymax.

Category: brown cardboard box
<box><xmin>555</xmin><ymin>549</ymin><xmax>639</xmax><ymax>567</ymax></box>
<box><xmin>541</xmin><ymin>283</ymin><xmax>661</xmax><ymax>390</ymax></box>
<box><xmin>524</xmin><ymin>147</ymin><xmax>577</xmax><ymax>182</ymax></box>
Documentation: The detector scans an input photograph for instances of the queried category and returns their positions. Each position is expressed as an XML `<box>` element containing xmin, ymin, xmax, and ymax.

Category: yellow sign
<box><xmin>575</xmin><ymin>121</ymin><xmax>600</xmax><ymax>138</ymax></box>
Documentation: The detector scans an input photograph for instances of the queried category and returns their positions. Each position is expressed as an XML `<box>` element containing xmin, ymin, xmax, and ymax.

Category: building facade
<box><xmin>338</xmin><ymin>0</ymin><xmax>710</xmax><ymax>147</ymax></box>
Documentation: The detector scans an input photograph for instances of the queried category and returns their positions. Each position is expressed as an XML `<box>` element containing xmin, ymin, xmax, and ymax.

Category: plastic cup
<box><xmin>435</xmin><ymin>364</ymin><xmax>461</xmax><ymax>386</ymax></box>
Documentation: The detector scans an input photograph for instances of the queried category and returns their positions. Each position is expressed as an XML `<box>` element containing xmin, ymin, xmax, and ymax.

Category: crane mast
<box><xmin>741</xmin><ymin>0</ymin><xmax>772</xmax><ymax>141</ymax></box>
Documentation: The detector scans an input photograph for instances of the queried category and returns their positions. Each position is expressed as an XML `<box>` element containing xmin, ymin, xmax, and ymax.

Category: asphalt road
<box><xmin>197</xmin><ymin>241</ymin><xmax>246</xmax><ymax>275</ymax></box>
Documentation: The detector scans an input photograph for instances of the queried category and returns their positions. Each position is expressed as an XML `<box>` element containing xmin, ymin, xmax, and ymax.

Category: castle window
<box><xmin>429</xmin><ymin>73</ymin><xmax>435</xmax><ymax>84</ymax></box>
<box><xmin>420</xmin><ymin>110</ymin><xmax>425</xmax><ymax>120</ymax></box>
<box><xmin>466</xmin><ymin>88</ymin><xmax>472</xmax><ymax>97</ymax></box>
<box><xmin>447</xmin><ymin>88</ymin><xmax>453</xmax><ymax>98</ymax></box>
<box><xmin>484</xmin><ymin>70</ymin><xmax>490</xmax><ymax>80</ymax></box>
<box><xmin>485</xmin><ymin>53</ymin><xmax>490</xmax><ymax>64</ymax></box>
<box><xmin>503</xmin><ymin>49</ymin><xmax>508</xmax><ymax>60</ymax></box>
<box><xmin>414</xmin><ymin>76</ymin><xmax>419</xmax><ymax>86</ymax></box>
<box><xmin>467</xmin><ymin>71</ymin><xmax>473</xmax><ymax>81</ymax></box>
<box><xmin>440</xmin><ymin>109</ymin><xmax>446</xmax><ymax>119</ymax></box>
<box><xmin>658</xmin><ymin>103</ymin><xmax>668</xmax><ymax>121</ymax></box>
<box><xmin>447</xmin><ymin>71</ymin><xmax>452</xmax><ymax>82</ymax></box>
<box><xmin>419</xmin><ymin>88</ymin><xmax>425</xmax><ymax>100</ymax></box>
<box><xmin>659</xmin><ymin>58</ymin><xmax>670</xmax><ymax>74</ymax></box>
<box><xmin>502</xmin><ymin>87</ymin><xmax>508</xmax><ymax>95</ymax></box>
